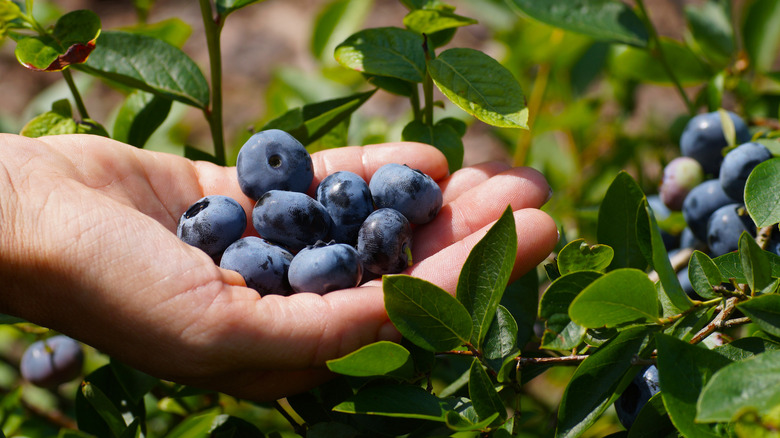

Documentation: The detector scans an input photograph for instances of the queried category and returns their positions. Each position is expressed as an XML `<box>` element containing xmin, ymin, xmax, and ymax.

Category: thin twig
<box><xmin>516</xmin><ymin>354</ymin><xmax>589</xmax><ymax>367</ymax></box>
<box><xmin>272</xmin><ymin>400</ymin><xmax>306</xmax><ymax>436</ymax></box>
<box><xmin>690</xmin><ymin>297</ymin><xmax>738</xmax><ymax>344</ymax></box>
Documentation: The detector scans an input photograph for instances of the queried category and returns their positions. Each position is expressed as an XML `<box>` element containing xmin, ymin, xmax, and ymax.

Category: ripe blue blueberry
<box><xmin>252</xmin><ymin>190</ymin><xmax>333</xmax><ymax>252</ymax></box>
<box><xmin>20</xmin><ymin>335</ymin><xmax>84</xmax><ymax>388</ymax></box>
<box><xmin>177</xmin><ymin>195</ymin><xmax>247</xmax><ymax>260</ymax></box>
<box><xmin>220</xmin><ymin>236</ymin><xmax>294</xmax><ymax>296</ymax></box>
<box><xmin>316</xmin><ymin>171</ymin><xmax>374</xmax><ymax>245</ymax></box>
<box><xmin>719</xmin><ymin>142</ymin><xmax>772</xmax><ymax>201</ymax></box>
<box><xmin>706</xmin><ymin>203</ymin><xmax>756</xmax><ymax>257</ymax></box>
<box><xmin>614</xmin><ymin>365</ymin><xmax>660</xmax><ymax>430</ymax></box>
<box><xmin>680</xmin><ymin>111</ymin><xmax>750</xmax><ymax>175</ymax></box>
<box><xmin>288</xmin><ymin>241</ymin><xmax>363</xmax><ymax>294</ymax></box>
<box><xmin>369</xmin><ymin>163</ymin><xmax>442</xmax><ymax>225</ymax></box>
<box><xmin>357</xmin><ymin>208</ymin><xmax>413</xmax><ymax>275</ymax></box>
<box><xmin>682</xmin><ymin>179</ymin><xmax>736</xmax><ymax>242</ymax></box>
<box><xmin>236</xmin><ymin>129</ymin><xmax>314</xmax><ymax>200</ymax></box>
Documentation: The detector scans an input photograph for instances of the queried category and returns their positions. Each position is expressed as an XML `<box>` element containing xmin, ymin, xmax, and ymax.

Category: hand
<box><xmin>0</xmin><ymin>133</ymin><xmax>557</xmax><ymax>401</ymax></box>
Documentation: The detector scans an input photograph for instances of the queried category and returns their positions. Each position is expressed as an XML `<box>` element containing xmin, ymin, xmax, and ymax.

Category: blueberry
<box><xmin>659</xmin><ymin>157</ymin><xmax>704</xmax><ymax>211</ymax></box>
<box><xmin>680</xmin><ymin>111</ymin><xmax>750</xmax><ymax>175</ymax></box>
<box><xmin>719</xmin><ymin>142</ymin><xmax>772</xmax><ymax>201</ymax></box>
<box><xmin>647</xmin><ymin>195</ymin><xmax>679</xmax><ymax>250</ymax></box>
<box><xmin>614</xmin><ymin>365</ymin><xmax>661</xmax><ymax>430</ymax></box>
<box><xmin>679</xmin><ymin>226</ymin><xmax>707</xmax><ymax>251</ymax></box>
<box><xmin>369</xmin><ymin>163</ymin><xmax>442</xmax><ymax>225</ymax></box>
<box><xmin>236</xmin><ymin>129</ymin><xmax>313</xmax><ymax>200</ymax></box>
<box><xmin>357</xmin><ymin>208</ymin><xmax>413</xmax><ymax>275</ymax></box>
<box><xmin>316</xmin><ymin>171</ymin><xmax>374</xmax><ymax>245</ymax></box>
<box><xmin>706</xmin><ymin>203</ymin><xmax>756</xmax><ymax>257</ymax></box>
<box><xmin>220</xmin><ymin>236</ymin><xmax>294</xmax><ymax>296</ymax></box>
<box><xmin>682</xmin><ymin>179</ymin><xmax>736</xmax><ymax>242</ymax></box>
<box><xmin>288</xmin><ymin>241</ymin><xmax>363</xmax><ymax>294</ymax></box>
<box><xmin>252</xmin><ymin>190</ymin><xmax>333</xmax><ymax>252</ymax></box>
<box><xmin>177</xmin><ymin>195</ymin><xmax>247</xmax><ymax>260</ymax></box>
<box><xmin>20</xmin><ymin>335</ymin><xmax>84</xmax><ymax>388</ymax></box>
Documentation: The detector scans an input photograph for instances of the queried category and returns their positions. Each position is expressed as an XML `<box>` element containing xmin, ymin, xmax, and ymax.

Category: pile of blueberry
<box><xmin>177</xmin><ymin>129</ymin><xmax>443</xmax><ymax>296</ymax></box>
<box><xmin>655</xmin><ymin>110</ymin><xmax>775</xmax><ymax>261</ymax></box>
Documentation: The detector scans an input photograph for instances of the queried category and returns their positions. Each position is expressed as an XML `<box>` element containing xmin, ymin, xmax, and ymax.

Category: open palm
<box><xmin>0</xmin><ymin>134</ymin><xmax>557</xmax><ymax>401</ymax></box>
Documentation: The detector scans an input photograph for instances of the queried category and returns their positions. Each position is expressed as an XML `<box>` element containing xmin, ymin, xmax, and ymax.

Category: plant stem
<box><xmin>199</xmin><ymin>0</ymin><xmax>226</xmax><ymax>165</ymax></box>
<box><xmin>62</xmin><ymin>68</ymin><xmax>90</xmax><ymax>120</ymax></box>
<box><xmin>690</xmin><ymin>297</ymin><xmax>738</xmax><ymax>344</ymax></box>
<box><xmin>411</xmin><ymin>85</ymin><xmax>421</xmax><ymax>122</ymax></box>
<box><xmin>272</xmin><ymin>400</ymin><xmax>306</xmax><ymax>436</ymax></box>
<box><xmin>516</xmin><ymin>354</ymin><xmax>589</xmax><ymax>367</ymax></box>
<box><xmin>635</xmin><ymin>0</ymin><xmax>696</xmax><ymax>115</ymax></box>
<box><xmin>422</xmin><ymin>34</ymin><xmax>434</xmax><ymax>126</ymax></box>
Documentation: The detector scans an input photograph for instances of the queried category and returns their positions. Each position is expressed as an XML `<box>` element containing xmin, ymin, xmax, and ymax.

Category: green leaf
<box><xmin>335</xmin><ymin>27</ymin><xmax>426</xmax><ymax>82</ymax></box>
<box><xmin>626</xmin><ymin>393</ymin><xmax>675</xmax><ymax>438</ymax></box>
<box><xmin>637</xmin><ymin>200</ymin><xmax>692</xmax><ymax>311</ymax></box>
<box><xmin>688</xmin><ymin>250</ymin><xmax>724</xmax><ymax>300</ymax></box>
<box><xmin>714</xmin><ymin>250</ymin><xmax>780</xmax><ymax>283</ymax></box>
<box><xmin>740</xmin><ymin>231</ymin><xmax>772</xmax><ymax>294</ymax></box>
<box><xmin>501</xmin><ymin>269</ymin><xmax>539</xmax><ymax>349</ymax></box>
<box><xmin>609</xmin><ymin>38</ymin><xmax>712</xmax><ymax>85</ymax></box>
<box><xmin>655</xmin><ymin>334</ymin><xmax>732</xmax><ymax>437</ymax></box>
<box><xmin>326</xmin><ymin>341</ymin><xmax>413</xmax><ymax>378</ymax></box>
<box><xmin>714</xmin><ymin>336</ymin><xmax>780</xmax><ymax>361</ymax></box>
<box><xmin>738</xmin><ymin>295</ymin><xmax>780</xmax><ymax>338</ymax></box>
<box><xmin>698</xmin><ymin>350</ymin><xmax>780</xmax><ymax>422</ymax></box>
<box><xmin>164</xmin><ymin>409</ymin><xmax>220</xmax><ymax>438</ymax></box>
<box><xmin>262</xmin><ymin>89</ymin><xmax>375</xmax><ymax>146</ymax></box>
<box><xmin>556</xmin><ymin>326</ymin><xmax>655</xmax><ymax>438</ymax></box>
<box><xmin>216</xmin><ymin>0</ymin><xmax>268</xmax><ymax>16</ymax></box>
<box><xmin>685</xmin><ymin>0</ymin><xmax>735</xmax><ymax>63</ymax></box>
<box><xmin>428</xmin><ymin>48</ymin><xmax>528</xmax><ymax>129</ymax></box>
<box><xmin>483</xmin><ymin>305</ymin><xmax>518</xmax><ymax>360</ymax></box>
<box><xmin>75</xmin><ymin>366</ymin><xmax>146</xmax><ymax>438</ymax></box>
<box><xmin>121</xmin><ymin>18</ymin><xmax>192</xmax><ymax>49</ymax></box>
<box><xmin>598</xmin><ymin>171</ymin><xmax>648</xmax><ymax>271</ymax></box>
<box><xmin>569</xmin><ymin>269</ymin><xmax>660</xmax><ymax>328</ymax></box>
<box><xmin>745</xmin><ymin>158</ymin><xmax>780</xmax><ymax>227</ymax></box>
<box><xmin>15</xmin><ymin>10</ymin><xmax>100</xmax><ymax>71</ymax></box>
<box><xmin>20</xmin><ymin>108</ymin><xmax>77</xmax><ymax>137</ymax></box>
<box><xmin>403</xmin><ymin>9</ymin><xmax>477</xmax><ymax>35</ymax></box>
<box><xmin>401</xmin><ymin>120</ymin><xmax>464</xmax><ymax>173</ymax></box>
<box><xmin>209</xmin><ymin>415</ymin><xmax>266</xmax><ymax>438</ymax></box>
<box><xmin>456</xmin><ymin>206</ymin><xmax>517</xmax><ymax>347</ymax></box>
<box><xmin>743</xmin><ymin>0</ymin><xmax>780</xmax><ymax>72</ymax></box>
<box><xmin>539</xmin><ymin>271</ymin><xmax>601</xmax><ymax>350</ymax></box>
<box><xmin>506</xmin><ymin>0</ymin><xmax>648</xmax><ymax>47</ymax></box>
<box><xmin>363</xmin><ymin>74</ymin><xmax>415</xmax><ymax>97</ymax></box>
<box><xmin>81</xmin><ymin>382</ymin><xmax>128</xmax><ymax>438</ymax></box>
<box><xmin>109</xmin><ymin>359</ymin><xmax>158</xmax><ymax>406</ymax></box>
<box><xmin>557</xmin><ymin>239</ymin><xmax>614</xmax><ymax>275</ymax></box>
<box><xmin>78</xmin><ymin>31</ymin><xmax>209</xmax><ymax>109</ymax></box>
<box><xmin>383</xmin><ymin>275</ymin><xmax>472</xmax><ymax>352</ymax></box>
<box><xmin>468</xmin><ymin>359</ymin><xmax>506</xmax><ymax>424</ymax></box>
<box><xmin>333</xmin><ymin>384</ymin><xmax>448</xmax><ymax>421</ymax></box>
<box><xmin>54</xmin><ymin>10</ymin><xmax>101</xmax><ymax>48</ymax></box>
<box><xmin>112</xmin><ymin>90</ymin><xmax>172</xmax><ymax>148</ymax></box>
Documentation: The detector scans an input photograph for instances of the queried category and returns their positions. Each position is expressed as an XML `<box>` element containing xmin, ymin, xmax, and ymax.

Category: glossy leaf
<box><xmin>483</xmin><ymin>305</ymin><xmax>518</xmax><ymax>360</ymax></box>
<box><xmin>556</xmin><ymin>326</ymin><xmax>655</xmax><ymax>438</ymax></box>
<box><xmin>569</xmin><ymin>269</ymin><xmax>660</xmax><ymax>328</ymax></box>
<box><xmin>401</xmin><ymin>119</ymin><xmax>464</xmax><ymax>173</ymax></box>
<box><xmin>109</xmin><ymin>359</ymin><xmax>158</xmax><ymax>406</ymax></box>
<box><xmin>714</xmin><ymin>336</ymin><xmax>780</xmax><ymax>362</ymax></box>
<box><xmin>112</xmin><ymin>90</ymin><xmax>172</xmax><ymax>148</ymax></box>
<box><xmin>557</xmin><ymin>239</ymin><xmax>613</xmax><ymax>275</ymax></box>
<box><xmin>501</xmin><ymin>269</ymin><xmax>539</xmax><ymax>349</ymax></box>
<box><xmin>20</xmin><ymin>100</ymin><xmax>109</xmax><ymax>138</ymax></box>
<box><xmin>75</xmin><ymin>366</ymin><xmax>146</xmax><ymax>438</ymax></box>
<box><xmin>609</xmin><ymin>38</ymin><xmax>712</xmax><ymax>85</ymax></box>
<box><xmin>655</xmin><ymin>334</ymin><xmax>732</xmax><ymax>437</ymax></box>
<box><xmin>428</xmin><ymin>48</ymin><xmax>528</xmax><ymax>129</ymax></box>
<box><xmin>456</xmin><ymin>206</ymin><xmax>517</xmax><ymax>347</ymax></box>
<box><xmin>698</xmin><ymin>350</ymin><xmax>780</xmax><ymax>422</ymax></box>
<box><xmin>216</xmin><ymin>0</ymin><xmax>268</xmax><ymax>16</ymax></box>
<box><xmin>335</xmin><ymin>27</ymin><xmax>426</xmax><ymax>82</ymax></box>
<box><xmin>685</xmin><ymin>0</ymin><xmax>735</xmax><ymax>63</ymax></box>
<box><xmin>742</xmin><ymin>0</ymin><xmax>780</xmax><ymax>72</ymax></box>
<box><xmin>688</xmin><ymin>250</ymin><xmax>723</xmax><ymax>300</ymax></box>
<box><xmin>507</xmin><ymin>0</ymin><xmax>647</xmax><ymax>46</ymax></box>
<box><xmin>164</xmin><ymin>410</ymin><xmax>219</xmax><ymax>438</ymax></box>
<box><xmin>15</xmin><ymin>10</ymin><xmax>100</xmax><ymax>71</ymax></box>
<box><xmin>468</xmin><ymin>359</ymin><xmax>506</xmax><ymax>424</ymax></box>
<box><xmin>740</xmin><ymin>231</ymin><xmax>772</xmax><ymax>294</ymax></box>
<box><xmin>745</xmin><ymin>158</ymin><xmax>780</xmax><ymax>227</ymax></box>
<box><xmin>263</xmin><ymin>89</ymin><xmax>375</xmax><ymax>146</ymax></box>
<box><xmin>78</xmin><ymin>31</ymin><xmax>209</xmax><ymax>109</ymax></box>
<box><xmin>403</xmin><ymin>9</ymin><xmax>476</xmax><ymax>35</ymax></box>
<box><xmin>636</xmin><ymin>200</ymin><xmax>692</xmax><ymax>311</ymax></box>
<box><xmin>81</xmin><ymin>382</ymin><xmax>127</xmax><ymax>438</ymax></box>
<box><xmin>384</xmin><ymin>275</ymin><xmax>472</xmax><ymax>352</ymax></box>
<box><xmin>326</xmin><ymin>341</ymin><xmax>413</xmax><ymax>378</ymax></box>
<box><xmin>627</xmin><ymin>393</ymin><xmax>675</xmax><ymax>438</ymax></box>
<box><xmin>598</xmin><ymin>171</ymin><xmax>648</xmax><ymax>271</ymax></box>
<box><xmin>713</xmin><ymin>250</ymin><xmax>780</xmax><ymax>284</ymax></box>
<box><xmin>738</xmin><ymin>295</ymin><xmax>780</xmax><ymax>338</ymax></box>
<box><xmin>539</xmin><ymin>271</ymin><xmax>601</xmax><ymax>350</ymax></box>
<box><xmin>333</xmin><ymin>384</ymin><xmax>447</xmax><ymax>421</ymax></box>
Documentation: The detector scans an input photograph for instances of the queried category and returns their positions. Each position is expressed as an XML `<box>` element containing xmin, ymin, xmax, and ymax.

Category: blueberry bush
<box><xmin>2</xmin><ymin>0</ymin><xmax>780</xmax><ymax>437</ymax></box>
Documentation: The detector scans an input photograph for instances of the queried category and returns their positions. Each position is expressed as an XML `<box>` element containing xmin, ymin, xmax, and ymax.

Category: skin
<box><xmin>0</xmin><ymin>133</ymin><xmax>557</xmax><ymax>402</ymax></box>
